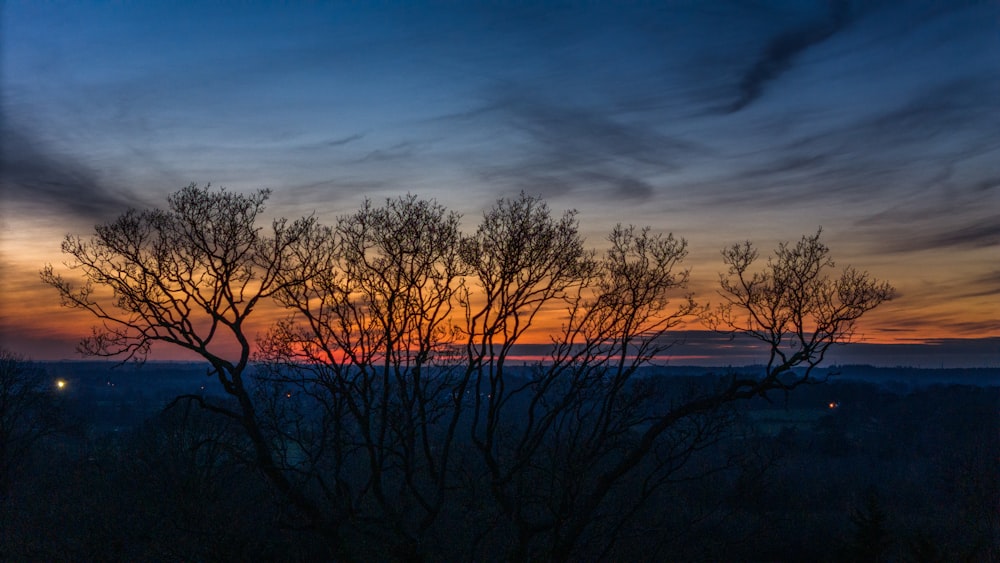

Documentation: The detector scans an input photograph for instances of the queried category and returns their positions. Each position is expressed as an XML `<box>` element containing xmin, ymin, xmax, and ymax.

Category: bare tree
<box><xmin>710</xmin><ymin>230</ymin><xmax>895</xmax><ymax>385</ymax></box>
<box><xmin>257</xmin><ymin>194</ymin><xmax>470</xmax><ymax>561</ymax></box>
<box><xmin>43</xmin><ymin>186</ymin><xmax>892</xmax><ymax>562</ymax></box>
<box><xmin>455</xmin><ymin>201</ymin><xmax>701</xmax><ymax>559</ymax></box>
<box><xmin>456</xmin><ymin>225</ymin><xmax>892</xmax><ymax>561</ymax></box>
<box><xmin>40</xmin><ymin>184</ymin><xmax>341</xmax><ymax>552</ymax></box>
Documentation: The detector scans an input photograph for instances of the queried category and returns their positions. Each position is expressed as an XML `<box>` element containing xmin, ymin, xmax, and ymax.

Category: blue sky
<box><xmin>2</xmin><ymin>1</ymin><xmax>998</xmax><ymax>365</ymax></box>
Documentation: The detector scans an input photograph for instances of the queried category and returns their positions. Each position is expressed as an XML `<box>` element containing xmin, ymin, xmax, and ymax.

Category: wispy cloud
<box><xmin>728</xmin><ymin>0</ymin><xmax>855</xmax><ymax>112</ymax></box>
<box><xmin>0</xmin><ymin>125</ymin><xmax>145</xmax><ymax>221</ymax></box>
<box><xmin>355</xmin><ymin>140</ymin><xmax>423</xmax><ymax>164</ymax></box>
<box><xmin>880</xmin><ymin>217</ymin><xmax>1000</xmax><ymax>253</ymax></box>
<box><xmin>687</xmin><ymin>74</ymin><xmax>1000</xmax><ymax>221</ymax></box>
<box><xmin>961</xmin><ymin>271</ymin><xmax>1000</xmax><ymax>299</ymax></box>
<box><xmin>468</xmin><ymin>95</ymin><xmax>707</xmax><ymax>203</ymax></box>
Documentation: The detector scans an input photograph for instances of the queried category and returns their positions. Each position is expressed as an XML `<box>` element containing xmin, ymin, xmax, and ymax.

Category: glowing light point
<box><xmin>55</xmin><ymin>379</ymin><xmax>67</xmax><ymax>390</ymax></box>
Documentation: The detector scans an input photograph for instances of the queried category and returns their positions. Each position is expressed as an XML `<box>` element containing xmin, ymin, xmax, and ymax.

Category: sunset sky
<box><xmin>2</xmin><ymin>1</ymin><xmax>997</xmax><ymax>366</ymax></box>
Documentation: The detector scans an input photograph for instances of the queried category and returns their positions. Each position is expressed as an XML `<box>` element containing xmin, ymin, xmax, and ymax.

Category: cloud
<box><xmin>825</xmin><ymin>336</ymin><xmax>1000</xmax><ymax>368</ymax></box>
<box><xmin>936</xmin><ymin>320</ymin><xmax>1000</xmax><ymax>334</ymax></box>
<box><xmin>728</xmin><ymin>0</ymin><xmax>855</xmax><ymax>112</ymax></box>
<box><xmin>870</xmin><ymin>308</ymin><xmax>999</xmax><ymax>339</ymax></box>
<box><xmin>318</xmin><ymin>134</ymin><xmax>365</xmax><ymax>148</ymax></box>
<box><xmin>467</xmin><ymin>95</ymin><xmax>706</xmax><ymax>203</ymax></box>
<box><xmin>881</xmin><ymin>217</ymin><xmax>1000</xmax><ymax>253</ymax></box>
<box><xmin>687</xmin><ymin>74</ymin><xmax>1000</xmax><ymax>220</ymax></box>
<box><xmin>0</xmin><ymin>124</ymin><xmax>145</xmax><ymax>222</ymax></box>
<box><xmin>506</xmin><ymin>331</ymin><xmax>1000</xmax><ymax>368</ymax></box>
<box><xmin>960</xmin><ymin>271</ymin><xmax>1000</xmax><ymax>299</ymax></box>
<box><xmin>355</xmin><ymin>140</ymin><xmax>423</xmax><ymax>164</ymax></box>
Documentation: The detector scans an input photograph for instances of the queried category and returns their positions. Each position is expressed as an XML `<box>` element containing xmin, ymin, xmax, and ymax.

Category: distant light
<box><xmin>56</xmin><ymin>379</ymin><xmax>67</xmax><ymax>390</ymax></box>
<box><xmin>828</xmin><ymin>401</ymin><xmax>839</xmax><ymax>409</ymax></box>
<box><xmin>285</xmin><ymin>392</ymin><xmax>293</xmax><ymax>398</ymax></box>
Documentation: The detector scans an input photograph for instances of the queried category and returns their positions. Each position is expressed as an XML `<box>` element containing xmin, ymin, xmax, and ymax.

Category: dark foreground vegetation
<box><xmin>2</xmin><ymin>358</ymin><xmax>997</xmax><ymax>562</ymax></box>
<box><xmin>10</xmin><ymin>184</ymin><xmax>931</xmax><ymax>560</ymax></box>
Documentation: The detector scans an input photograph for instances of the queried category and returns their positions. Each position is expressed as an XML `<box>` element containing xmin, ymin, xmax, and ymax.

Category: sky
<box><xmin>1</xmin><ymin>1</ymin><xmax>998</xmax><ymax>366</ymax></box>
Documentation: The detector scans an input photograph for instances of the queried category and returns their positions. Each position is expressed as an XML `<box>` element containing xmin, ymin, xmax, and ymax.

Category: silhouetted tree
<box><xmin>456</xmin><ymin>201</ymin><xmax>699</xmax><ymax>560</ymax></box>
<box><xmin>709</xmin><ymin>230</ymin><xmax>894</xmax><ymax>385</ymax></box>
<box><xmin>40</xmin><ymin>184</ymin><xmax>343</xmax><ymax>553</ymax></box>
<box><xmin>43</xmin><ymin>185</ymin><xmax>893</xmax><ymax>562</ymax></box>
<box><xmin>458</xmin><ymin>226</ymin><xmax>892</xmax><ymax>561</ymax></box>
<box><xmin>258</xmin><ymin>194</ymin><xmax>469</xmax><ymax>560</ymax></box>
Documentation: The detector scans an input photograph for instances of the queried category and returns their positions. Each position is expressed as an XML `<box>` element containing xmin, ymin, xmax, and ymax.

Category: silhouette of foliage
<box><xmin>0</xmin><ymin>349</ymin><xmax>64</xmax><ymax>500</ymax></box>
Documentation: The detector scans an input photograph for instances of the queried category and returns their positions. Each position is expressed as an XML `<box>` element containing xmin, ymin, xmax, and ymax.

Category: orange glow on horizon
<box><xmin>3</xmin><ymin>268</ymin><xmax>994</xmax><ymax>361</ymax></box>
<box><xmin>2</xmin><ymin>216</ymin><xmax>996</xmax><ymax>362</ymax></box>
